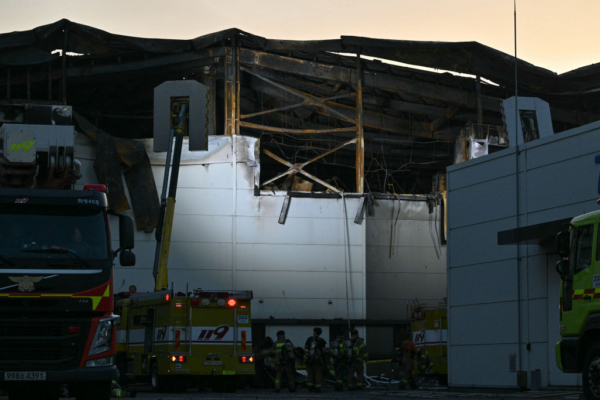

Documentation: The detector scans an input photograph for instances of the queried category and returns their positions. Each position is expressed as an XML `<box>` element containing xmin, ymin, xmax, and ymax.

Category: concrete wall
<box><xmin>446</xmin><ymin>120</ymin><xmax>600</xmax><ymax>388</ymax></box>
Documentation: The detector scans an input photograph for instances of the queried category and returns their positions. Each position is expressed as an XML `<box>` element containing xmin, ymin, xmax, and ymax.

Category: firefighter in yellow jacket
<box><xmin>415</xmin><ymin>347</ymin><xmax>434</xmax><ymax>378</ymax></box>
<box><xmin>330</xmin><ymin>330</ymin><xmax>349</xmax><ymax>391</ymax></box>
<box><xmin>397</xmin><ymin>333</ymin><xmax>418</xmax><ymax>390</ymax></box>
<box><xmin>347</xmin><ymin>329</ymin><xmax>368</xmax><ymax>390</ymax></box>
<box><xmin>304</xmin><ymin>327</ymin><xmax>328</xmax><ymax>393</ymax></box>
<box><xmin>272</xmin><ymin>330</ymin><xmax>296</xmax><ymax>393</ymax></box>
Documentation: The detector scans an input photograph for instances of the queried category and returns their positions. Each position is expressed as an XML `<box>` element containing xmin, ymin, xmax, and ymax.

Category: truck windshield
<box><xmin>0</xmin><ymin>204</ymin><xmax>109</xmax><ymax>262</ymax></box>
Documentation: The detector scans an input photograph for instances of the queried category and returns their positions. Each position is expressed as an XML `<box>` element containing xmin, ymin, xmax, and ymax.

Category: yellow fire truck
<box><xmin>555</xmin><ymin>208</ymin><xmax>600</xmax><ymax>399</ymax></box>
<box><xmin>115</xmin><ymin>288</ymin><xmax>254</xmax><ymax>392</ymax></box>
<box><xmin>409</xmin><ymin>301</ymin><xmax>448</xmax><ymax>384</ymax></box>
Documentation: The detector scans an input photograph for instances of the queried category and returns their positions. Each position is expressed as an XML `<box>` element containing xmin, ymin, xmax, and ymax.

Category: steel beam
<box><xmin>239</xmin><ymin>49</ymin><xmax>598</xmax><ymax>126</ymax></box>
<box><xmin>356</xmin><ymin>50</ymin><xmax>365</xmax><ymax>194</ymax></box>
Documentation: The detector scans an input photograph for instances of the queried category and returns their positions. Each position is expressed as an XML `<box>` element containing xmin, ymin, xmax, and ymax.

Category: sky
<box><xmin>2</xmin><ymin>0</ymin><xmax>599</xmax><ymax>74</ymax></box>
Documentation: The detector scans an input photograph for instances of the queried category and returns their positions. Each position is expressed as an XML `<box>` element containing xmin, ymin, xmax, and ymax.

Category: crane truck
<box><xmin>555</xmin><ymin>205</ymin><xmax>600</xmax><ymax>400</ymax></box>
<box><xmin>0</xmin><ymin>104</ymin><xmax>136</xmax><ymax>400</ymax></box>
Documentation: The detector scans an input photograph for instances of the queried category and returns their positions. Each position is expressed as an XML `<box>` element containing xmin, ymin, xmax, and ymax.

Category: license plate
<box><xmin>4</xmin><ymin>372</ymin><xmax>46</xmax><ymax>381</ymax></box>
<box><xmin>203</xmin><ymin>361</ymin><xmax>222</xmax><ymax>366</ymax></box>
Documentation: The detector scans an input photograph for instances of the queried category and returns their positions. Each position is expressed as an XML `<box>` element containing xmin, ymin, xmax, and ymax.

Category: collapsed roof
<box><xmin>1</xmin><ymin>19</ymin><xmax>599</xmax><ymax>194</ymax></box>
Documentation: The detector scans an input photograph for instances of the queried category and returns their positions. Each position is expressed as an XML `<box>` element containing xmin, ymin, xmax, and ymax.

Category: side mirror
<box><xmin>556</xmin><ymin>230</ymin><xmax>570</xmax><ymax>258</ymax></box>
<box><xmin>119</xmin><ymin>215</ymin><xmax>135</xmax><ymax>250</ymax></box>
<box><xmin>556</xmin><ymin>259</ymin><xmax>572</xmax><ymax>281</ymax></box>
<box><xmin>120</xmin><ymin>250</ymin><xmax>136</xmax><ymax>267</ymax></box>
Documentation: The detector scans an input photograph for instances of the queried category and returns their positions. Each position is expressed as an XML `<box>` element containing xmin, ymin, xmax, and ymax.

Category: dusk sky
<box><xmin>2</xmin><ymin>0</ymin><xmax>599</xmax><ymax>74</ymax></box>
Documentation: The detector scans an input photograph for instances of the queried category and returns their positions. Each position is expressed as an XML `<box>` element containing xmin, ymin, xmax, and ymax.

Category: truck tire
<box><xmin>151</xmin><ymin>361</ymin><xmax>168</xmax><ymax>392</ymax></box>
<box><xmin>583</xmin><ymin>342</ymin><xmax>600</xmax><ymax>400</ymax></box>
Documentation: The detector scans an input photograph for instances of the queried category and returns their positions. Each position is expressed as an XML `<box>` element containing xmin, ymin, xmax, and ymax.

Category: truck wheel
<box><xmin>583</xmin><ymin>343</ymin><xmax>600</xmax><ymax>399</ymax></box>
<box><xmin>151</xmin><ymin>361</ymin><xmax>168</xmax><ymax>392</ymax></box>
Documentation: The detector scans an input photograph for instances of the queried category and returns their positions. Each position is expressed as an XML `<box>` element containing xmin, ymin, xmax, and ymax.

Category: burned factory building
<box><xmin>2</xmin><ymin>19</ymin><xmax>600</xmax><ymax>368</ymax></box>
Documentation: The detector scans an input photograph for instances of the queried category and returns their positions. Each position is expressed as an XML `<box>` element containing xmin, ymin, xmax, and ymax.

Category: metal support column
<box><xmin>224</xmin><ymin>37</ymin><xmax>238</xmax><ymax>136</ymax></box>
<box><xmin>356</xmin><ymin>49</ymin><xmax>365</xmax><ymax>194</ymax></box>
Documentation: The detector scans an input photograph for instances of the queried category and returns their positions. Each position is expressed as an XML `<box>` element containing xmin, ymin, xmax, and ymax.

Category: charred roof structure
<box><xmin>2</xmin><ymin>19</ymin><xmax>600</xmax><ymax>194</ymax></box>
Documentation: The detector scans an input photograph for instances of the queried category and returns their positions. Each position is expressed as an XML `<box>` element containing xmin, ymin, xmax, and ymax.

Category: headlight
<box><xmin>88</xmin><ymin>317</ymin><xmax>119</xmax><ymax>356</ymax></box>
<box><xmin>85</xmin><ymin>355</ymin><xmax>115</xmax><ymax>367</ymax></box>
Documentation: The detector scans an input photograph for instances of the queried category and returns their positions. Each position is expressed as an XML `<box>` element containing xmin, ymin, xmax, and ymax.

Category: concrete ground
<box><xmin>0</xmin><ymin>386</ymin><xmax>585</xmax><ymax>400</ymax></box>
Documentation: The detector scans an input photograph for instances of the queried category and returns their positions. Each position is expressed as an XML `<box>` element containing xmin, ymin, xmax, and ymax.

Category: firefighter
<box><xmin>330</xmin><ymin>330</ymin><xmax>348</xmax><ymax>391</ymax></box>
<box><xmin>347</xmin><ymin>329</ymin><xmax>368</xmax><ymax>391</ymax></box>
<box><xmin>415</xmin><ymin>347</ymin><xmax>434</xmax><ymax>378</ymax></box>
<box><xmin>272</xmin><ymin>330</ymin><xmax>296</xmax><ymax>393</ymax></box>
<box><xmin>111</xmin><ymin>379</ymin><xmax>137</xmax><ymax>398</ymax></box>
<box><xmin>304</xmin><ymin>327</ymin><xmax>327</xmax><ymax>393</ymax></box>
<box><xmin>398</xmin><ymin>333</ymin><xmax>418</xmax><ymax>390</ymax></box>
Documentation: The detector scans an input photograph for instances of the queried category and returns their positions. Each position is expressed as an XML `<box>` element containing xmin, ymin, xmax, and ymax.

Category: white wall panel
<box><xmin>449</xmin><ymin>175</ymin><xmax>517</xmax><ymax>229</ymax></box>
<box><xmin>366</xmin><ymin>198</ymin><xmax>447</xmax><ymax>321</ymax></box>
<box><xmin>526</xmin><ymin>156</ymin><xmax>599</xmax><ymax>213</ymax></box>
<box><xmin>235</xmin><ymin>216</ymin><xmax>363</xmax><ymax>246</ymax></box>
<box><xmin>253</xmin><ymin>299</ymin><xmax>364</xmax><ymax>320</ymax></box>
<box><xmin>449</xmin><ymin>344</ymin><xmax>519</xmax><ymax>387</ymax></box>
<box><xmin>367</xmin><ymin>273</ymin><xmax>445</xmax><ymax>300</ymax></box>
<box><xmin>448</xmin><ymin>218</ymin><xmax>518</xmax><ymax>268</ymax></box>
<box><xmin>449</xmin><ymin>261</ymin><xmax>518</xmax><ymax>306</ymax></box>
<box><xmin>236</xmin><ymin>243</ymin><xmax>363</xmax><ymax>273</ymax></box>
<box><xmin>366</xmin><ymin>246</ymin><xmax>446</xmax><ymax>274</ymax></box>
<box><xmin>450</xmin><ymin>302</ymin><xmax>519</xmax><ymax>345</ymax></box>
<box><xmin>447</xmin><ymin>150</ymin><xmax>516</xmax><ymax>191</ymax></box>
<box><xmin>173</xmin><ymin>188</ymin><xmax>232</xmax><ymax>216</ymax></box>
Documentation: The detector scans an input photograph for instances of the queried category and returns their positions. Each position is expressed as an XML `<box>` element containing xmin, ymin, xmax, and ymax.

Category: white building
<box><xmin>76</xmin><ymin>133</ymin><xmax>447</xmax><ymax>355</ymax></box>
<box><xmin>447</xmin><ymin>118</ymin><xmax>600</xmax><ymax>387</ymax></box>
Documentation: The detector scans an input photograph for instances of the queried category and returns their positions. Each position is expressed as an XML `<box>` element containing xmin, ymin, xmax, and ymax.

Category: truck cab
<box><xmin>556</xmin><ymin>209</ymin><xmax>600</xmax><ymax>399</ymax></box>
<box><xmin>0</xmin><ymin>104</ymin><xmax>136</xmax><ymax>400</ymax></box>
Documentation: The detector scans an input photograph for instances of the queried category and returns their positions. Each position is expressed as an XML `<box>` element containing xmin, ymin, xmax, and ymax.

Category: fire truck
<box><xmin>0</xmin><ymin>104</ymin><xmax>136</xmax><ymax>400</ymax></box>
<box><xmin>115</xmin><ymin>288</ymin><xmax>254</xmax><ymax>391</ymax></box>
<box><xmin>113</xmin><ymin>81</ymin><xmax>254</xmax><ymax>392</ymax></box>
<box><xmin>408</xmin><ymin>301</ymin><xmax>448</xmax><ymax>384</ymax></box>
<box><xmin>555</xmin><ymin>208</ymin><xmax>600</xmax><ymax>400</ymax></box>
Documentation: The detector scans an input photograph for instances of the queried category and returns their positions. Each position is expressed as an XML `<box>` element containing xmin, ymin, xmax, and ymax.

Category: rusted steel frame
<box><xmin>241</xmin><ymin>66</ymin><xmax>357</xmax><ymax>124</ymax></box>
<box><xmin>240</xmin><ymin>92</ymin><xmax>355</xmax><ymax>120</ymax></box>
<box><xmin>262</xmin><ymin>148</ymin><xmax>341</xmax><ymax>193</ymax></box>
<box><xmin>356</xmin><ymin>49</ymin><xmax>365</xmax><ymax>194</ymax></box>
<box><xmin>249</xmin><ymin>79</ymin><xmax>432</xmax><ymax>137</ymax></box>
<box><xmin>431</xmin><ymin>105</ymin><xmax>460</xmax><ymax>131</ymax></box>
<box><xmin>224</xmin><ymin>45</ymin><xmax>236</xmax><ymax>136</ymax></box>
<box><xmin>240</xmin><ymin>49</ymin><xmax>597</xmax><ymax>126</ymax></box>
<box><xmin>261</xmin><ymin>137</ymin><xmax>357</xmax><ymax>187</ymax></box>
<box><xmin>242</xmin><ymin>66</ymin><xmax>450</xmax><ymax>118</ymax></box>
<box><xmin>236</xmin><ymin>45</ymin><xmax>240</xmax><ymax>135</ymax></box>
<box><xmin>240</xmin><ymin>121</ymin><xmax>356</xmax><ymax>135</ymax></box>
<box><xmin>62</xmin><ymin>26</ymin><xmax>69</xmax><ymax>105</ymax></box>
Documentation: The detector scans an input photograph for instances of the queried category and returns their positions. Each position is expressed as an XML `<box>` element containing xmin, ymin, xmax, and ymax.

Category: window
<box><xmin>574</xmin><ymin>224</ymin><xmax>594</xmax><ymax>274</ymax></box>
<box><xmin>597</xmin><ymin>224</ymin><xmax>600</xmax><ymax>262</ymax></box>
<box><xmin>519</xmin><ymin>110</ymin><xmax>540</xmax><ymax>143</ymax></box>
